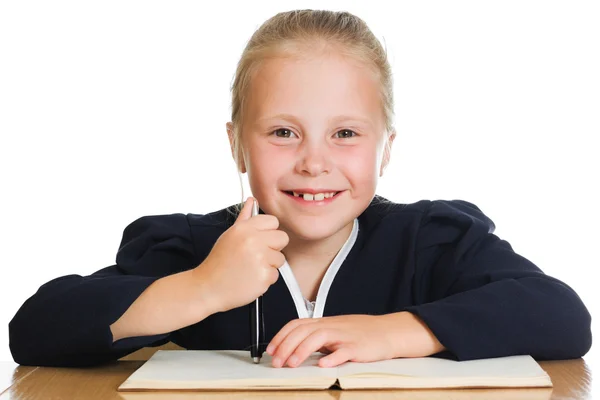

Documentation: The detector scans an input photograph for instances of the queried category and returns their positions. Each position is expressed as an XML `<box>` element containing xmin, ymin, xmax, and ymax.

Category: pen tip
<box><xmin>253</xmin><ymin>357</ymin><xmax>261</xmax><ymax>364</ymax></box>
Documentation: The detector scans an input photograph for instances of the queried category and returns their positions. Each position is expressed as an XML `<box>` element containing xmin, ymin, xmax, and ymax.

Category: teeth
<box><xmin>291</xmin><ymin>191</ymin><xmax>338</xmax><ymax>201</ymax></box>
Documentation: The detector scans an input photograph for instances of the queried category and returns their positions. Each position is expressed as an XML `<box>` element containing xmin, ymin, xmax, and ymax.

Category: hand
<box><xmin>193</xmin><ymin>197</ymin><xmax>289</xmax><ymax>313</ymax></box>
<box><xmin>265</xmin><ymin>312</ymin><xmax>446</xmax><ymax>368</ymax></box>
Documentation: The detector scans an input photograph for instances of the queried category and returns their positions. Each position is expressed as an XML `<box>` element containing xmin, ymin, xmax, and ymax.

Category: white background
<box><xmin>1</xmin><ymin>0</ymin><xmax>598</xmax><ymax>369</ymax></box>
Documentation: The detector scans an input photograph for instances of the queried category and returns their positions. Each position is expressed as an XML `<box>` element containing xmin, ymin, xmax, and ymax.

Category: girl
<box><xmin>9</xmin><ymin>9</ymin><xmax>591</xmax><ymax>369</ymax></box>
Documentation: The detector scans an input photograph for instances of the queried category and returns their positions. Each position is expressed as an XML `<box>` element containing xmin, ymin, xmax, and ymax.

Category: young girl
<box><xmin>9</xmin><ymin>9</ymin><xmax>591</xmax><ymax>369</ymax></box>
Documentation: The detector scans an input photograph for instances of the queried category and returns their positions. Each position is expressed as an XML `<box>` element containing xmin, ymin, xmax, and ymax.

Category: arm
<box><xmin>404</xmin><ymin>200</ymin><xmax>592</xmax><ymax>361</ymax></box>
<box><xmin>379</xmin><ymin>311</ymin><xmax>446</xmax><ymax>358</ymax></box>
<box><xmin>9</xmin><ymin>214</ymin><xmax>201</xmax><ymax>367</ymax></box>
<box><xmin>263</xmin><ymin>200</ymin><xmax>590</xmax><ymax>368</ymax></box>
<box><xmin>110</xmin><ymin>267</ymin><xmax>218</xmax><ymax>342</ymax></box>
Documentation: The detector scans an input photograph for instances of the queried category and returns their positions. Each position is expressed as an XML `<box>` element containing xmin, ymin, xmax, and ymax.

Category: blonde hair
<box><xmin>228</xmin><ymin>9</ymin><xmax>395</xmax><ymax>215</ymax></box>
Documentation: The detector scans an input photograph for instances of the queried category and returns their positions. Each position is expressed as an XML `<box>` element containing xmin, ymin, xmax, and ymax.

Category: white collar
<box><xmin>278</xmin><ymin>219</ymin><xmax>359</xmax><ymax>319</ymax></box>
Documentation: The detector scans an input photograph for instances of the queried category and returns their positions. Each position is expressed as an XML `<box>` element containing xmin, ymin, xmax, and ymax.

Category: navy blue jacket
<box><xmin>9</xmin><ymin>196</ymin><xmax>592</xmax><ymax>367</ymax></box>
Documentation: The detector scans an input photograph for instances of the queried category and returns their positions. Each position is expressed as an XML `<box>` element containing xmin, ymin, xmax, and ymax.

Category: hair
<box><xmin>227</xmin><ymin>9</ymin><xmax>395</xmax><ymax>217</ymax></box>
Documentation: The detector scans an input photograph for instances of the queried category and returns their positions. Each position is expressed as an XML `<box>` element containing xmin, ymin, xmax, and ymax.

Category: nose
<box><xmin>295</xmin><ymin>142</ymin><xmax>332</xmax><ymax>177</ymax></box>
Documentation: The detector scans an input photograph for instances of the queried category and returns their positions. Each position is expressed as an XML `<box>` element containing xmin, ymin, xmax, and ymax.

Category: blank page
<box><xmin>119</xmin><ymin>350</ymin><xmax>337</xmax><ymax>390</ymax></box>
<box><xmin>337</xmin><ymin>355</ymin><xmax>548</xmax><ymax>378</ymax></box>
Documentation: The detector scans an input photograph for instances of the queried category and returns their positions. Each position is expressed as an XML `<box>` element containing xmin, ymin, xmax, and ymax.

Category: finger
<box><xmin>248</xmin><ymin>214</ymin><xmax>280</xmax><ymax>231</ymax></box>
<box><xmin>267</xmin><ymin>267</ymin><xmax>280</xmax><ymax>285</ymax></box>
<box><xmin>256</xmin><ymin>260</ymin><xmax>281</xmax><ymax>286</ymax></box>
<box><xmin>284</xmin><ymin>328</ymin><xmax>336</xmax><ymax>368</ymax></box>
<box><xmin>266</xmin><ymin>318</ymin><xmax>317</xmax><ymax>357</ymax></box>
<box><xmin>234</xmin><ymin>197</ymin><xmax>255</xmax><ymax>224</ymax></box>
<box><xmin>268</xmin><ymin>230</ymin><xmax>289</xmax><ymax>251</ymax></box>
<box><xmin>271</xmin><ymin>322</ymin><xmax>322</xmax><ymax>368</ymax></box>
<box><xmin>266</xmin><ymin>250</ymin><xmax>286</xmax><ymax>269</ymax></box>
<box><xmin>261</xmin><ymin>230</ymin><xmax>289</xmax><ymax>252</ymax></box>
<box><xmin>318</xmin><ymin>347</ymin><xmax>353</xmax><ymax>368</ymax></box>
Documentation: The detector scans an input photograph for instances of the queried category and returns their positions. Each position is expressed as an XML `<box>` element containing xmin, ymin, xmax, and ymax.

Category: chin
<box><xmin>282</xmin><ymin>216</ymin><xmax>351</xmax><ymax>242</ymax></box>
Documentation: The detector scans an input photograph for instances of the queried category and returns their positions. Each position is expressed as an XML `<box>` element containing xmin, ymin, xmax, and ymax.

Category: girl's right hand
<box><xmin>193</xmin><ymin>197</ymin><xmax>289</xmax><ymax>313</ymax></box>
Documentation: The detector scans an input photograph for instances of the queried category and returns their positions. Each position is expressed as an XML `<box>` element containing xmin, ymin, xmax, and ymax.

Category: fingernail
<box><xmin>266</xmin><ymin>345</ymin><xmax>274</xmax><ymax>354</ymax></box>
<box><xmin>272</xmin><ymin>357</ymin><xmax>282</xmax><ymax>368</ymax></box>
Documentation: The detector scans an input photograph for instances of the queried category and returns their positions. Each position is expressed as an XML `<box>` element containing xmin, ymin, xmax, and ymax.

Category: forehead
<box><xmin>245</xmin><ymin>53</ymin><xmax>384</xmax><ymax>129</ymax></box>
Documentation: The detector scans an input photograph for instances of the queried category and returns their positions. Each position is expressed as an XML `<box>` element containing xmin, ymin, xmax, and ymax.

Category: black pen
<box><xmin>250</xmin><ymin>198</ymin><xmax>265</xmax><ymax>363</ymax></box>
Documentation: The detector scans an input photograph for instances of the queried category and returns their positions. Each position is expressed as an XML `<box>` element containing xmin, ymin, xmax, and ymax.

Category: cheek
<box><xmin>251</xmin><ymin>144</ymin><xmax>290</xmax><ymax>168</ymax></box>
<box><xmin>337</xmin><ymin>147</ymin><xmax>380</xmax><ymax>183</ymax></box>
<box><xmin>247</xmin><ymin>146</ymin><xmax>289</xmax><ymax>185</ymax></box>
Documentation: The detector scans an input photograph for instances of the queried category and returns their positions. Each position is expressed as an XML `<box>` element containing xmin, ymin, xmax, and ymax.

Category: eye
<box><xmin>335</xmin><ymin>129</ymin><xmax>357</xmax><ymax>139</ymax></box>
<box><xmin>272</xmin><ymin>128</ymin><xmax>297</xmax><ymax>138</ymax></box>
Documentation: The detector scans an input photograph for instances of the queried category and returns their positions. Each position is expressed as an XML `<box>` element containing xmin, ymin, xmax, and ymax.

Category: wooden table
<box><xmin>0</xmin><ymin>351</ymin><xmax>596</xmax><ymax>399</ymax></box>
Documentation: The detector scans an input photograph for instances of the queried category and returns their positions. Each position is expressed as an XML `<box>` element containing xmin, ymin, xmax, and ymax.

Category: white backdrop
<box><xmin>1</xmin><ymin>1</ymin><xmax>598</xmax><ymax>365</ymax></box>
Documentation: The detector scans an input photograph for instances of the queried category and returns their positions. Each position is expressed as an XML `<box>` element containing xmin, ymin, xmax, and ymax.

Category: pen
<box><xmin>250</xmin><ymin>198</ymin><xmax>265</xmax><ymax>364</ymax></box>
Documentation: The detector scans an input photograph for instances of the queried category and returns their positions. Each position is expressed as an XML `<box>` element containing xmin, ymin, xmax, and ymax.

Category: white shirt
<box><xmin>278</xmin><ymin>219</ymin><xmax>359</xmax><ymax>319</ymax></box>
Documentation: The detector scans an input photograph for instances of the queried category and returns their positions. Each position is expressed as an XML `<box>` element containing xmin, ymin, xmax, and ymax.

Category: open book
<box><xmin>118</xmin><ymin>350</ymin><xmax>552</xmax><ymax>391</ymax></box>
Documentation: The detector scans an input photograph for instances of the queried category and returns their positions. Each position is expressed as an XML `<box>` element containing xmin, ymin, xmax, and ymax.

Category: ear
<box><xmin>226</xmin><ymin>122</ymin><xmax>246</xmax><ymax>174</ymax></box>
<box><xmin>379</xmin><ymin>130</ymin><xmax>396</xmax><ymax>177</ymax></box>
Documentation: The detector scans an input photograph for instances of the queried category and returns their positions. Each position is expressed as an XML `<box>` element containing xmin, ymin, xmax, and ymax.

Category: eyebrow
<box><xmin>254</xmin><ymin>113</ymin><xmax>374</xmax><ymax>128</ymax></box>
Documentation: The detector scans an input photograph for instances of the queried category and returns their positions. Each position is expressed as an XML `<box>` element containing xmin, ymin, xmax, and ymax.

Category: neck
<box><xmin>282</xmin><ymin>219</ymin><xmax>354</xmax><ymax>269</ymax></box>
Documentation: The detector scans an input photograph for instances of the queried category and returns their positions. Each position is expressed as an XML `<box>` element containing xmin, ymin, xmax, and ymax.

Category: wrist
<box><xmin>381</xmin><ymin>311</ymin><xmax>446</xmax><ymax>358</ymax></box>
<box><xmin>187</xmin><ymin>265</ymin><xmax>222</xmax><ymax>317</ymax></box>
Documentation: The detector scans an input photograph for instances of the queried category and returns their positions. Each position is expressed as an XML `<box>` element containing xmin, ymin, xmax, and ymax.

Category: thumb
<box><xmin>234</xmin><ymin>197</ymin><xmax>255</xmax><ymax>224</ymax></box>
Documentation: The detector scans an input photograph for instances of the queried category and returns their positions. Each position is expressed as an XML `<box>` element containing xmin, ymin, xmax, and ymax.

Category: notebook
<box><xmin>118</xmin><ymin>350</ymin><xmax>552</xmax><ymax>391</ymax></box>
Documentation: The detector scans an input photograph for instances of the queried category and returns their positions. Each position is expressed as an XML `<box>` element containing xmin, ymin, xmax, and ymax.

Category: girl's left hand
<box><xmin>265</xmin><ymin>312</ymin><xmax>444</xmax><ymax>368</ymax></box>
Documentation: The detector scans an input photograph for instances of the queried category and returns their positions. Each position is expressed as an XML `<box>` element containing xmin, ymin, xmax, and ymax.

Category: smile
<box><xmin>282</xmin><ymin>190</ymin><xmax>344</xmax><ymax>203</ymax></box>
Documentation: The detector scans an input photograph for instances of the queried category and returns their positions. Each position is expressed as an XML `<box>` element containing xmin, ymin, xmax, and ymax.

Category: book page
<box><xmin>336</xmin><ymin>355</ymin><xmax>548</xmax><ymax>379</ymax></box>
<box><xmin>335</xmin><ymin>355</ymin><xmax>551</xmax><ymax>389</ymax></box>
<box><xmin>119</xmin><ymin>350</ymin><xmax>338</xmax><ymax>391</ymax></box>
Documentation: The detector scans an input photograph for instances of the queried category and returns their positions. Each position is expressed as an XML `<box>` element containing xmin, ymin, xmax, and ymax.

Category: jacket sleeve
<box><xmin>404</xmin><ymin>200</ymin><xmax>592</xmax><ymax>361</ymax></box>
<box><xmin>9</xmin><ymin>213</ymin><xmax>198</xmax><ymax>367</ymax></box>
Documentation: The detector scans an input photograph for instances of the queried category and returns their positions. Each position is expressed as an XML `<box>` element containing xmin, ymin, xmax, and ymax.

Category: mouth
<box><xmin>282</xmin><ymin>190</ymin><xmax>344</xmax><ymax>202</ymax></box>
